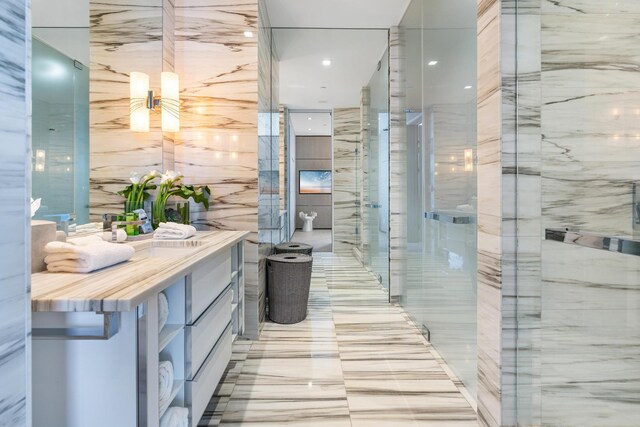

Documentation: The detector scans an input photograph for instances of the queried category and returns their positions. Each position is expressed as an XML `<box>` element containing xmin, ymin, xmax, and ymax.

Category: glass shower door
<box><xmin>364</xmin><ymin>48</ymin><xmax>390</xmax><ymax>290</ymax></box>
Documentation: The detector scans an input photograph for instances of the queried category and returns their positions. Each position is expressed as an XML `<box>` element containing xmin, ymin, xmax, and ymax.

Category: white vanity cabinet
<box><xmin>31</xmin><ymin>231</ymin><xmax>247</xmax><ymax>427</ymax></box>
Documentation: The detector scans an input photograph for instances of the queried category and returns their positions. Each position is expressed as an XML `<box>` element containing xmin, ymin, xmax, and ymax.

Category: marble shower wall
<box><xmin>389</xmin><ymin>26</ymin><xmax>407</xmax><ymax>297</ymax></box>
<box><xmin>333</xmin><ymin>107</ymin><xmax>361</xmax><ymax>253</ymax></box>
<box><xmin>0</xmin><ymin>0</ymin><xmax>31</xmax><ymax>425</ymax></box>
<box><xmin>358</xmin><ymin>87</ymin><xmax>371</xmax><ymax>259</ymax></box>
<box><xmin>515</xmin><ymin>1</ymin><xmax>640</xmax><ymax>425</ymax></box>
<box><xmin>174</xmin><ymin>0</ymin><xmax>262</xmax><ymax>337</ymax></box>
<box><xmin>89</xmin><ymin>0</ymin><xmax>164</xmax><ymax>220</ymax></box>
<box><xmin>476</xmin><ymin>0</ymin><xmax>517</xmax><ymax>426</ymax></box>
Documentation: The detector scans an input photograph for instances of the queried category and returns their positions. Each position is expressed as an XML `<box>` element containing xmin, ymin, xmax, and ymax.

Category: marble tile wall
<box><xmin>332</xmin><ymin>107</ymin><xmax>361</xmax><ymax>254</ymax></box>
<box><xmin>162</xmin><ymin>0</ymin><xmax>176</xmax><ymax>171</ymax></box>
<box><xmin>476</xmin><ymin>0</ymin><xmax>518</xmax><ymax>426</ymax></box>
<box><xmin>358</xmin><ymin>87</ymin><xmax>371</xmax><ymax>258</ymax></box>
<box><xmin>0</xmin><ymin>0</ymin><xmax>31</xmax><ymax>425</ymax></box>
<box><xmin>515</xmin><ymin>1</ymin><xmax>640</xmax><ymax>425</ymax></box>
<box><xmin>174</xmin><ymin>0</ymin><xmax>262</xmax><ymax>337</ymax></box>
<box><xmin>389</xmin><ymin>27</ymin><xmax>407</xmax><ymax>297</ymax></box>
<box><xmin>89</xmin><ymin>0</ymin><xmax>164</xmax><ymax>220</ymax></box>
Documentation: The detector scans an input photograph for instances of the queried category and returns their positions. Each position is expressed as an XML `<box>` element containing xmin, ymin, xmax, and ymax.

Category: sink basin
<box><xmin>145</xmin><ymin>240</ymin><xmax>204</xmax><ymax>258</ymax></box>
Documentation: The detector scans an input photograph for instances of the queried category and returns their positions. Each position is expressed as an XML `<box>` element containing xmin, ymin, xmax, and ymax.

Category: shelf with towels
<box><xmin>159</xmin><ymin>324</ymin><xmax>184</xmax><ymax>353</ymax></box>
<box><xmin>545</xmin><ymin>228</ymin><xmax>640</xmax><ymax>257</ymax></box>
<box><xmin>159</xmin><ymin>380</ymin><xmax>185</xmax><ymax>420</ymax></box>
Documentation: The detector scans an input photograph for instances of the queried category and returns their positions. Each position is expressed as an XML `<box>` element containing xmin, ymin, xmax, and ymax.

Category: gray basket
<box><xmin>274</xmin><ymin>242</ymin><xmax>313</xmax><ymax>255</ymax></box>
<box><xmin>267</xmin><ymin>253</ymin><xmax>313</xmax><ymax>324</ymax></box>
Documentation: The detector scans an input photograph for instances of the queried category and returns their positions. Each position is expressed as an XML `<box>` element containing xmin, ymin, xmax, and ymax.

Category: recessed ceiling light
<box><xmin>322</xmin><ymin>59</ymin><xmax>332</xmax><ymax>67</ymax></box>
<box><xmin>243</xmin><ymin>31</ymin><xmax>253</xmax><ymax>38</ymax></box>
<box><xmin>427</xmin><ymin>60</ymin><xmax>438</xmax><ymax>66</ymax></box>
<box><xmin>308</xmin><ymin>128</ymin><xmax>312</xmax><ymax>131</ymax></box>
<box><xmin>464</xmin><ymin>85</ymin><xmax>473</xmax><ymax>89</ymax></box>
<box><xmin>308</xmin><ymin>117</ymin><xmax>312</xmax><ymax>121</ymax></box>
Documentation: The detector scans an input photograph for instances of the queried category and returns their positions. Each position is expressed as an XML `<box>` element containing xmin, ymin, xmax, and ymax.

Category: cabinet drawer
<box><xmin>185</xmin><ymin>324</ymin><xmax>232</xmax><ymax>427</ymax></box>
<box><xmin>185</xmin><ymin>287</ymin><xmax>232</xmax><ymax>379</ymax></box>
<box><xmin>187</xmin><ymin>249</ymin><xmax>231</xmax><ymax>322</ymax></box>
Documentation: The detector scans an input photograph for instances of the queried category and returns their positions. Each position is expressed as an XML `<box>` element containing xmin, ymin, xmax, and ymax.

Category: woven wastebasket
<box><xmin>267</xmin><ymin>253</ymin><xmax>313</xmax><ymax>324</ymax></box>
<box><xmin>274</xmin><ymin>242</ymin><xmax>313</xmax><ymax>255</ymax></box>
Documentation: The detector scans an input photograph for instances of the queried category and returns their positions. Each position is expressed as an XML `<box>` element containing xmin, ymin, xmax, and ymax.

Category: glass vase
<box><xmin>177</xmin><ymin>202</ymin><xmax>190</xmax><ymax>225</ymax></box>
<box><xmin>124</xmin><ymin>201</ymin><xmax>144</xmax><ymax>236</ymax></box>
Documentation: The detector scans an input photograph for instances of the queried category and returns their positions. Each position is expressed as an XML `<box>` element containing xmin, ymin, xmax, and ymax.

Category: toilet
<box><xmin>298</xmin><ymin>211</ymin><xmax>317</xmax><ymax>232</ymax></box>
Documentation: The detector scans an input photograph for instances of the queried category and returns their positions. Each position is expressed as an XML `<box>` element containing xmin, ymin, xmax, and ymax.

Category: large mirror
<box><xmin>31</xmin><ymin>0</ymin><xmax>167</xmax><ymax>231</ymax></box>
<box><xmin>31</xmin><ymin>1</ymin><xmax>90</xmax><ymax>227</ymax></box>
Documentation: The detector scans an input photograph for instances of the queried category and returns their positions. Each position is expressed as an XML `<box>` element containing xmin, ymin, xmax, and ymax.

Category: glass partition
<box><xmin>31</xmin><ymin>36</ymin><xmax>90</xmax><ymax>225</ymax></box>
<box><xmin>363</xmin><ymin>48</ymin><xmax>390</xmax><ymax>290</ymax></box>
<box><xmin>399</xmin><ymin>0</ymin><xmax>478</xmax><ymax>397</ymax></box>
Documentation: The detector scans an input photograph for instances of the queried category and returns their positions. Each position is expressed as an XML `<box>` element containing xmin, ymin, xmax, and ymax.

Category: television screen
<box><xmin>299</xmin><ymin>170</ymin><xmax>332</xmax><ymax>194</ymax></box>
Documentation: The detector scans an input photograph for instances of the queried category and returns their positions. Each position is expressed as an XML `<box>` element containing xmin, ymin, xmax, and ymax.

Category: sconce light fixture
<box><xmin>35</xmin><ymin>149</ymin><xmax>46</xmax><ymax>172</ymax></box>
<box><xmin>464</xmin><ymin>149</ymin><xmax>474</xmax><ymax>172</ymax></box>
<box><xmin>130</xmin><ymin>71</ymin><xmax>180</xmax><ymax>133</ymax></box>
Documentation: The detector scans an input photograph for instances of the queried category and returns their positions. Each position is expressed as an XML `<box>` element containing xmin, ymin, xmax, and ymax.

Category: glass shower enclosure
<box><xmin>399</xmin><ymin>0</ymin><xmax>478</xmax><ymax>398</ymax></box>
<box><xmin>31</xmin><ymin>36</ymin><xmax>90</xmax><ymax>226</ymax></box>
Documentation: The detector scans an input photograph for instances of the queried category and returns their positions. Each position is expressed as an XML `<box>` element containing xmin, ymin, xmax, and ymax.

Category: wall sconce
<box><xmin>464</xmin><ymin>149</ymin><xmax>474</xmax><ymax>172</ymax></box>
<box><xmin>130</xmin><ymin>71</ymin><xmax>180</xmax><ymax>132</ymax></box>
<box><xmin>35</xmin><ymin>149</ymin><xmax>46</xmax><ymax>172</ymax></box>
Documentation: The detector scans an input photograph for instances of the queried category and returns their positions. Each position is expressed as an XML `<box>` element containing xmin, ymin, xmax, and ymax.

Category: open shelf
<box><xmin>159</xmin><ymin>324</ymin><xmax>184</xmax><ymax>353</ymax></box>
<box><xmin>159</xmin><ymin>380</ymin><xmax>184</xmax><ymax>419</ymax></box>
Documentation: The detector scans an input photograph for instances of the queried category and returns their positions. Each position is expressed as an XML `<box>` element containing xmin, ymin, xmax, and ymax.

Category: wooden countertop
<box><xmin>31</xmin><ymin>231</ymin><xmax>249</xmax><ymax>313</ymax></box>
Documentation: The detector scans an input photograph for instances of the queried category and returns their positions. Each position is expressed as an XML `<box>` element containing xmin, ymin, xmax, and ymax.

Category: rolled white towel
<box><xmin>101</xmin><ymin>229</ymin><xmax>127</xmax><ymax>242</ymax></box>
<box><xmin>160</xmin><ymin>407</ymin><xmax>189</xmax><ymax>427</ymax></box>
<box><xmin>158</xmin><ymin>360</ymin><xmax>174</xmax><ymax>415</ymax></box>
<box><xmin>44</xmin><ymin>238</ymin><xmax>135</xmax><ymax>273</ymax></box>
<box><xmin>154</xmin><ymin>222</ymin><xmax>197</xmax><ymax>240</ymax></box>
<box><xmin>158</xmin><ymin>292</ymin><xmax>169</xmax><ymax>332</ymax></box>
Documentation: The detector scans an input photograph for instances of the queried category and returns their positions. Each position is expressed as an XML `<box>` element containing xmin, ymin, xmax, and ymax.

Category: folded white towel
<box><xmin>154</xmin><ymin>222</ymin><xmax>197</xmax><ymax>240</ymax></box>
<box><xmin>158</xmin><ymin>292</ymin><xmax>169</xmax><ymax>332</ymax></box>
<box><xmin>160</xmin><ymin>407</ymin><xmax>189</xmax><ymax>427</ymax></box>
<box><xmin>158</xmin><ymin>360</ymin><xmax>175</xmax><ymax>415</ymax></box>
<box><xmin>44</xmin><ymin>237</ymin><xmax>135</xmax><ymax>273</ymax></box>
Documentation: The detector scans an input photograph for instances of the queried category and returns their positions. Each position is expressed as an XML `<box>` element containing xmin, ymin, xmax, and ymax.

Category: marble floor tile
<box><xmin>202</xmin><ymin>253</ymin><xmax>477</xmax><ymax>426</ymax></box>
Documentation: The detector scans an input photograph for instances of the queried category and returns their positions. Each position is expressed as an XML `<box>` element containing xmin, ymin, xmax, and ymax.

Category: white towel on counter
<box><xmin>158</xmin><ymin>292</ymin><xmax>169</xmax><ymax>332</ymax></box>
<box><xmin>160</xmin><ymin>407</ymin><xmax>189</xmax><ymax>427</ymax></box>
<box><xmin>44</xmin><ymin>236</ymin><xmax>135</xmax><ymax>273</ymax></box>
<box><xmin>154</xmin><ymin>222</ymin><xmax>197</xmax><ymax>240</ymax></box>
<box><xmin>158</xmin><ymin>360</ymin><xmax>175</xmax><ymax>416</ymax></box>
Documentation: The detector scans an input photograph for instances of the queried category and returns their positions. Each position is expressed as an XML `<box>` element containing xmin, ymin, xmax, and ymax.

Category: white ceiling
<box><xmin>274</xmin><ymin>29</ymin><xmax>388</xmax><ymax>109</ymax></box>
<box><xmin>290</xmin><ymin>112</ymin><xmax>332</xmax><ymax>136</ymax></box>
<box><xmin>265</xmin><ymin>0</ymin><xmax>410</xmax><ymax>29</ymax></box>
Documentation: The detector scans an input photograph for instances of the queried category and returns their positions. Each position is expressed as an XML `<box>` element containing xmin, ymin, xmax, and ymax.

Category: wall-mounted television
<box><xmin>299</xmin><ymin>170</ymin><xmax>332</xmax><ymax>194</ymax></box>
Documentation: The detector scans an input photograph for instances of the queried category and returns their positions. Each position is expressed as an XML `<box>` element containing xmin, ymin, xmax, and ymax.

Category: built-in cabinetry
<box><xmin>31</xmin><ymin>232</ymin><xmax>247</xmax><ymax>427</ymax></box>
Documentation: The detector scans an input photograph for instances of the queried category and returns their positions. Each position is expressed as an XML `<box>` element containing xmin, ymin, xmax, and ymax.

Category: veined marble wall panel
<box><xmin>174</xmin><ymin>0</ymin><xmax>260</xmax><ymax>337</ymax></box>
<box><xmin>89</xmin><ymin>0</ymin><xmax>164</xmax><ymax>220</ymax></box>
<box><xmin>0</xmin><ymin>0</ymin><xmax>31</xmax><ymax>425</ymax></box>
<box><xmin>359</xmin><ymin>87</ymin><xmax>370</xmax><ymax>258</ymax></box>
<box><xmin>279</xmin><ymin>104</ymin><xmax>286</xmax><ymax>212</ymax></box>
<box><xmin>476</xmin><ymin>0</ymin><xmax>518</xmax><ymax>426</ymax></box>
<box><xmin>536</xmin><ymin>0</ymin><xmax>640</xmax><ymax>426</ymax></box>
<box><xmin>389</xmin><ymin>26</ymin><xmax>407</xmax><ymax>298</ymax></box>
<box><xmin>333</xmin><ymin>107</ymin><xmax>361</xmax><ymax>253</ymax></box>
<box><xmin>162</xmin><ymin>0</ymin><xmax>176</xmax><ymax>171</ymax></box>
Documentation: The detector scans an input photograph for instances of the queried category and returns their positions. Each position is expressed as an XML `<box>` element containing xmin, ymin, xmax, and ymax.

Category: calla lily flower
<box><xmin>130</xmin><ymin>172</ymin><xmax>141</xmax><ymax>185</ymax></box>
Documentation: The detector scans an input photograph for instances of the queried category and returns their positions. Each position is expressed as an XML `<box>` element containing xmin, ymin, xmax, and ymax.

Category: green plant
<box><xmin>118</xmin><ymin>170</ymin><xmax>159</xmax><ymax>209</ymax></box>
<box><xmin>152</xmin><ymin>170</ymin><xmax>211</xmax><ymax>226</ymax></box>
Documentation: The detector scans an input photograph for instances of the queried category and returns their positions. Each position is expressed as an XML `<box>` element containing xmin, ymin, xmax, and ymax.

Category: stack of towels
<box><xmin>154</xmin><ymin>222</ymin><xmax>197</xmax><ymax>240</ymax></box>
<box><xmin>158</xmin><ymin>360</ymin><xmax>175</xmax><ymax>416</ymax></box>
<box><xmin>158</xmin><ymin>292</ymin><xmax>169</xmax><ymax>332</ymax></box>
<box><xmin>44</xmin><ymin>235</ymin><xmax>135</xmax><ymax>273</ymax></box>
<box><xmin>160</xmin><ymin>407</ymin><xmax>189</xmax><ymax>427</ymax></box>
